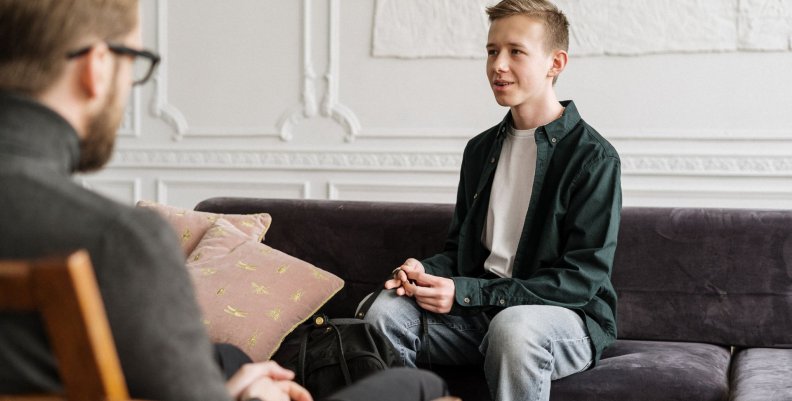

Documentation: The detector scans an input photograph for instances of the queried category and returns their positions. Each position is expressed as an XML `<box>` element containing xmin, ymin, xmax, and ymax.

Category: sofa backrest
<box><xmin>614</xmin><ymin>207</ymin><xmax>792</xmax><ymax>348</ymax></box>
<box><xmin>195</xmin><ymin>198</ymin><xmax>792</xmax><ymax>348</ymax></box>
<box><xmin>195</xmin><ymin>197</ymin><xmax>454</xmax><ymax>318</ymax></box>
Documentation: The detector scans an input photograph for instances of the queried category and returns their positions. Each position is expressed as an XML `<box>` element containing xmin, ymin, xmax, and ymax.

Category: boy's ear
<box><xmin>548</xmin><ymin>49</ymin><xmax>568</xmax><ymax>79</ymax></box>
<box><xmin>77</xmin><ymin>44</ymin><xmax>112</xmax><ymax>100</ymax></box>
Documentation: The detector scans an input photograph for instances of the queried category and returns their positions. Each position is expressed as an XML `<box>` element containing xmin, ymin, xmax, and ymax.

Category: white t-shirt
<box><xmin>483</xmin><ymin>125</ymin><xmax>538</xmax><ymax>278</ymax></box>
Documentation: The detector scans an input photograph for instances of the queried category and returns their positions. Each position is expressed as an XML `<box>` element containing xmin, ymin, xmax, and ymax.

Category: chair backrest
<box><xmin>0</xmin><ymin>250</ymin><xmax>130</xmax><ymax>401</ymax></box>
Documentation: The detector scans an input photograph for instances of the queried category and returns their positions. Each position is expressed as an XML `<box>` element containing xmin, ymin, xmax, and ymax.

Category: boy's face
<box><xmin>486</xmin><ymin>15</ymin><xmax>556</xmax><ymax>110</ymax></box>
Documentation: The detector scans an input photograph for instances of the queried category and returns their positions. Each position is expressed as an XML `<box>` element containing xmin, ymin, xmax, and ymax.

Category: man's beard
<box><xmin>77</xmin><ymin>71</ymin><xmax>125</xmax><ymax>173</ymax></box>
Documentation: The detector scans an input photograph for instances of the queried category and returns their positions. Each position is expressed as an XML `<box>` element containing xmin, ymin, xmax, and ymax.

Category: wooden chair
<box><xmin>0</xmin><ymin>250</ymin><xmax>134</xmax><ymax>401</ymax></box>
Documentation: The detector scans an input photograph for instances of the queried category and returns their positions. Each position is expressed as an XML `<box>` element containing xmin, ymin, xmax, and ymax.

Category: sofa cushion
<box><xmin>729</xmin><ymin>348</ymin><xmax>792</xmax><ymax>401</ymax></box>
<box><xmin>186</xmin><ymin>218</ymin><xmax>344</xmax><ymax>361</ymax></box>
<box><xmin>550</xmin><ymin>340</ymin><xmax>730</xmax><ymax>401</ymax></box>
<box><xmin>137</xmin><ymin>200</ymin><xmax>272</xmax><ymax>256</ymax></box>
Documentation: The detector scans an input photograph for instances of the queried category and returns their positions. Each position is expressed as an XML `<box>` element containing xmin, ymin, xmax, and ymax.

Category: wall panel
<box><xmin>86</xmin><ymin>0</ymin><xmax>792</xmax><ymax>210</ymax></box>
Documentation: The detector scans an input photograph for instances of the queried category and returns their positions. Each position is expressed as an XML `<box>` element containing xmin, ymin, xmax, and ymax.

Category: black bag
<box><xmin>283</xmin><ymin>315</ymin><xmax>400</xmax><ymax>399</ymax></box>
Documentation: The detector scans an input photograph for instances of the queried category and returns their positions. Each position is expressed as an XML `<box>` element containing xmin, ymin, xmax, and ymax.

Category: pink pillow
<box><xmin>136</xmin><ymin>200</ymin><xmax>272</xmax><ymax>256</ymax></box>
<box><xmin>186</xmin><ymin>218</ymin><xmax>344</xmax><ymax>361</ymax></box>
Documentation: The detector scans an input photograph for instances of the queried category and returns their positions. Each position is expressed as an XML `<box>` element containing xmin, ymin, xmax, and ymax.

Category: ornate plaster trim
<box><xmin>79</xmin><ymin>177</ymin><xmax>143</xmax><ymax>203</ymax></box>
<box><xmin>111</xmin><ymin>149</ymin><xmax>463</xmax><ymax>172</ymax></box>
<box><xmin>118</xmin><ymin>88</ymin><xmax>141</xmax><ymax>138</ymax></box>
<box><xmin>151</xmin><ymin>0</ymin><xmax>280</xmax><ymax>141</ymax></box>
<box><xmin>322</xmin><ymin>0</ymin><xmax>361</xmax><ymax>142</ymax></box>
<box><xmin>151</xmin><ymin>0</ymin><xmax>359</xmax><ymax>142</ymax></box>
<box><xmin>278</xmin><ymin>0</ymin><xmax>361</xmax><ymax>142</ymax></box>
<box><xmin>328</xmin><ymin>181</ymin><xmax>458</xmax><ymax>200</ymax></box>
<box><xmin>109</xmin><ymin>149</ymin><xmax>792</xmax><ymax>177</ymax></box>
<box><xmin>621</xmin><ymin>155</ymin><xmax>792</xmax><ymax>177</ymax></box>
<box><xmin>605</xmin><ymin>129</ymin><xmax>792</xmax><ymax>141</ymax></box>
<box><xmin>156</xmin><ymin>179</ymin><xmax>311</xmax><ymax>204</ymax></box>
<box><xmin>277</xmin><ymin>0</ymin><xmax>320</xmax><ymax>142</ymax></box>
<box><xmin>152</xmin><ymin>0</ymin><xmax>189</xmax><ymax>139</ymax></box>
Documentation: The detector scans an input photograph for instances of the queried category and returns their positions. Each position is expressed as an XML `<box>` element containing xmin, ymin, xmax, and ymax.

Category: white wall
<box><xmin>81</xmin><ymin>0</ymin><xmax>792</xmax><ymax>210</ymax></box>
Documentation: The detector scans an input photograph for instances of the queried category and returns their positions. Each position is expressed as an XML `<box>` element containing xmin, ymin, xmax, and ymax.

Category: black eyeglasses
<box><xmin>66</xmin><ymin>43</ymin><xmax>161</xmax><ymax>86</ymax></box>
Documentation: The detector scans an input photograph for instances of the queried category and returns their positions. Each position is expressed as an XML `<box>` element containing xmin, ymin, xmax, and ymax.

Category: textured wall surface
<box><xmin>80</xmin><ymin>0</ymin><xmax>792</xmax><ymax>210</ymax></box>
<box><xmin>374</xmin><ymin>0</ymin><xmax>792</xmax><ymax>57</ymax></box>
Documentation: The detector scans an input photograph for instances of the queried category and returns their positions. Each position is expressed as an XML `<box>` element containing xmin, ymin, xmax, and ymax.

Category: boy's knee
<box><xmin>486</xmin><ymin>306</ymin><xmax>556</xmax><ymax>353</ymax></box>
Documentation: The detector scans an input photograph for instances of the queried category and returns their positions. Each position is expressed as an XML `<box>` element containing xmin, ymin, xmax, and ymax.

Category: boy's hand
<box><xmin>384</xmin><ymin>258</ymin><xmax>424</xmax><ymax>296</ymax></box>
<box><xmin>401</xmin><ymin>271</ymin><xmax>456</xmax><ymax>314</ymax></box>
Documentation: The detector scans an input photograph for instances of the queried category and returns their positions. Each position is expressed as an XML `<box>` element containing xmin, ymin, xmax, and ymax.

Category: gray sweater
<box><xmin>0</xmin><ymin>91</ymin><xmax>231</xmax><ymax>401</ymax></box>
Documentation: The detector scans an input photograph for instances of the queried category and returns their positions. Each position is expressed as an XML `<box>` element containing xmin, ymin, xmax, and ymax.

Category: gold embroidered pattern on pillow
<box><xmin>136</xmin><ymin>200</ymin><xmax>272</xmax><ymax>256</ymax></box>
<box><xmin>186</xmin><ymin>218</ymin><xmax>343</xmax><ymax>361</ymax></box>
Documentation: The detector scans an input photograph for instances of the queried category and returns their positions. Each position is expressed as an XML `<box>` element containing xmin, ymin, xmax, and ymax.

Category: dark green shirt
<box><xmin>422</xmin><ymin>101</ymin><xmax>621</xmax><ymax>363</ymax></box>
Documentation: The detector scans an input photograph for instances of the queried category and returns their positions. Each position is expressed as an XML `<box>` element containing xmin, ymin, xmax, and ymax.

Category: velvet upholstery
<box><xmin>729</xmin><ymin>348</ymin><xmax>792</xmax><ymax>401</ymax></box>
<box><xmin>614</xmin><ymin>208</ymin><xmax>792</xmax><ymax>347</ymax></box>
<box><xmin>551</xmin><ymin>340</ymin><xmax>730</xmax><ymax>401</ymax></box>
<box><xmin>195</xmin><ymin>198</ymin><xmax>792</xmax><ymax>401</ymax></box>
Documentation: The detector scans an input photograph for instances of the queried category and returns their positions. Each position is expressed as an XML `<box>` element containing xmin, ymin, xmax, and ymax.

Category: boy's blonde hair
<box><xmin>486</xmin><ymin>0</ymin><xmax>569</xmax><ymax>54</ymax></box>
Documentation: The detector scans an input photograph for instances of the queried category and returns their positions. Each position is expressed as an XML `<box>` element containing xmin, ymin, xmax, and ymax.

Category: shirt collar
<box><xmin>497</xmin><ymin>100</ymin><xmax>581</xmax><ymax>144</ymax></box>
<box><xmin>0</xmin><ymin>91</ymin><xmax>81</xmax><ymax>175</ymax></box>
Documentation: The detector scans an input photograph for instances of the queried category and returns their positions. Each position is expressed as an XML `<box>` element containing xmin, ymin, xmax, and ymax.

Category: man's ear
<box><xmin>548</xmin><ymin>49</ymin><xmax>568</xmax><ymax>79</ymax></box>
<box><xmin>77</xmin><ymin>44</ymin><xmax>112</xmax><ymax>101</ymax></box>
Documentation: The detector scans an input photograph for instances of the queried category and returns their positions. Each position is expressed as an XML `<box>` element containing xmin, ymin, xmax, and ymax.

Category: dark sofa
<box><xmin>195</xmin><ymin>197</ymin><xmax>792</xmax><ymax>401</ymax></box>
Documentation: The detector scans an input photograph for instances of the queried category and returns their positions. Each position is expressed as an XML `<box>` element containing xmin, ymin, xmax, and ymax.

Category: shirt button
<box><xmin>499</xmin><ymin>299</ymin><xmax>505</xmax><ymax>305</ymax></box>
<box><xmin>464</xmin><ymin>297</ymin><xmax>471</xmax><ymax>304</ymax></box>
<box><xmin>473</xmin><ymin>193</ymin><xmax>478</xmax><ymax>199</ymax></box>
<box><xmin>490</xmin><ymin>157</ymin><xmax>496</xmax><ymax>164</ymax></box>
<box><xmin>551</xmin><ymin>137</ymin><xmax>557</xmax><ymax>144</ymax></box>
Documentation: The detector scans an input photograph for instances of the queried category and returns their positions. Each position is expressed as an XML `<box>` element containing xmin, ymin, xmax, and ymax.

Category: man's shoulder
<box><xmin>0</xmin><ymin>170</ymin><xmax>173</xmax><ymax>258</ymax></box>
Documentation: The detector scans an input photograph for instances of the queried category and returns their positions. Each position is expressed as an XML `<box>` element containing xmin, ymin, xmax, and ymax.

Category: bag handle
<box><xmin>356</xmin><ymin>268</ymin><xmax>405</xmax><ymax>319</ymax></box>
<box><xmin>297</xmin><ymin>315</ymin><xmax>353</xmax><ymax>387</ymax></box>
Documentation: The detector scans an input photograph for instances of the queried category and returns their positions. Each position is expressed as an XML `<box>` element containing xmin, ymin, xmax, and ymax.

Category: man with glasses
<box><xmin>0</xmin><ymin>1</ymin><xmax>449</xmax><ymax>401</ymax></box>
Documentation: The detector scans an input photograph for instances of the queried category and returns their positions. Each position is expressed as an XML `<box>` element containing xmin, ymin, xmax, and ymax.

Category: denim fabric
<box><xmin>365</xmin><ymin>290</ymin><xmax>593</xmax><ymax>401</ymax></box>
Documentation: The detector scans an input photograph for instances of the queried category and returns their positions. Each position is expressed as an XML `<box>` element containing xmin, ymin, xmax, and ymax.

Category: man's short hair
<box><xmin>0</xmin><ymin>0</ymin><xmax>139</xmax><ymax>96</ymax></box>
<box><xmin>486</xmin><ymin>0</ymin><xmax>569</xmax><ymax>54</ymax></box>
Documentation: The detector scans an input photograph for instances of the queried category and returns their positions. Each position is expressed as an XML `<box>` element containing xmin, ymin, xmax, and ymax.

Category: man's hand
<box><xmin>384</xmin><ymin>258</ymin><xmax>425</xmax><ymax>296</ymax></box>
<box><xmin>226</xmin><ymin>361</ymin><xmax>313</xmax><ymax>401</ymax></box>
<box><xmin>401</xmin><ymin>270</ymin><xmax>456</xmax><ymax>314</ymax></box>
<box><xmin>239</xmin><ymin>377</ymin><xmax>312</xmax><ymax>401</ymax></box>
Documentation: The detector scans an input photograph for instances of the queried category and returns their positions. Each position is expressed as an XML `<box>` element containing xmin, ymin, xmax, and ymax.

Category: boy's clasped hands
<box><xmin>384</xmin><ymin>258</ymin><xmax>456</xmax><ymax>314</ymax></box>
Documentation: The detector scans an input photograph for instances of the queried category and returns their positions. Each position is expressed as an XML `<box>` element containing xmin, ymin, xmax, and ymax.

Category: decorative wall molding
<box><xmin>328</xmin><ymin>181</ymin><xmax>457</xmax><ymax>202</ymax></box>
<box><xmin>109</xmin><ymin>149</ymin><xmax>792</xmax><ymax>177</ymax></box>
<box><xmin>373</xmin><ymin>0</ymin><xmax>792</xmax><ymax>58</ymax></box>
<box><xmin>112</xmin><ymin>149</ymin><xmax>462</xmax><ymax>172</ymax></box>
<box><xmin>149</xmin><ymin>0</ymin><xmax>359</xmax><ymax>142</ymax></box>
<box><xmin>359</xmin><ymin>128</ymin><xmax>792</xmax><ymax>142</ymax></box>
<box><xmin>321</xmin><ymin>0</ymin><xmax>361</xmax><ymax>142</ymax></box>
<box><xmin>151</xmin><ymin>0</ymin><xmax>279</xmax><ymax>141</ymax></box>
<box><xmin>625</xmin><ymin>188</ymin><xmax>792</xmax><ymax>199</ymax></box>
<box><xmin>151</xmin><ymin>0</ymin><xmax>188</xmax><ymax>139</ymax></box>
<box><xmin>118</xmin><ymin>88</ymin><xmax>141</xmax><ymax>138</ymax></box>
<box><xmin>156</xmin><ymin>179</ymin><xmax>311</xmax><ymax>206</ymax></box>
<box><xmin>79</xmin><ymin>177</ymin><xmax>142</xmax><ymax>204</ymax></box>
<box><xmin>622</xmin><ymin>187</ymin><xmax>792</xmax><ymax>208</ymax></box>
<box><xmin>605</xmin><ymin>128</ymin><xmax>792</xmax><ymax>141</ymax></box>
<box><xmin>277</xmin><ymin>0</ymin><xmax>320</xmax><ymax>142</ymax></box>
<box><xmin>621</xmin><ymin>155</ymin><xmax>792</xmax><ymax>177</ymax></box>
<box><xmin>278</xmin><ymin>0</ymin><xmax>361</xmax><ymax>142</ymax></box>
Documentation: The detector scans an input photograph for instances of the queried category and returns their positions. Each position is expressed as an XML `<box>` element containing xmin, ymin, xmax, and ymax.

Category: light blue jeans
<box><xmin>363</xmin><ymin>290</ymin><xmax>593</xmax><ymax>401</ymax></box>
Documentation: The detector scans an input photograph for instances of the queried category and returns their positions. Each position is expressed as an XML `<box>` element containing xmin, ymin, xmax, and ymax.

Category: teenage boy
<box><xmin>364</xmin><ymin>1</ymin><xmax>622</xmax><ymax>400</ymax></box>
